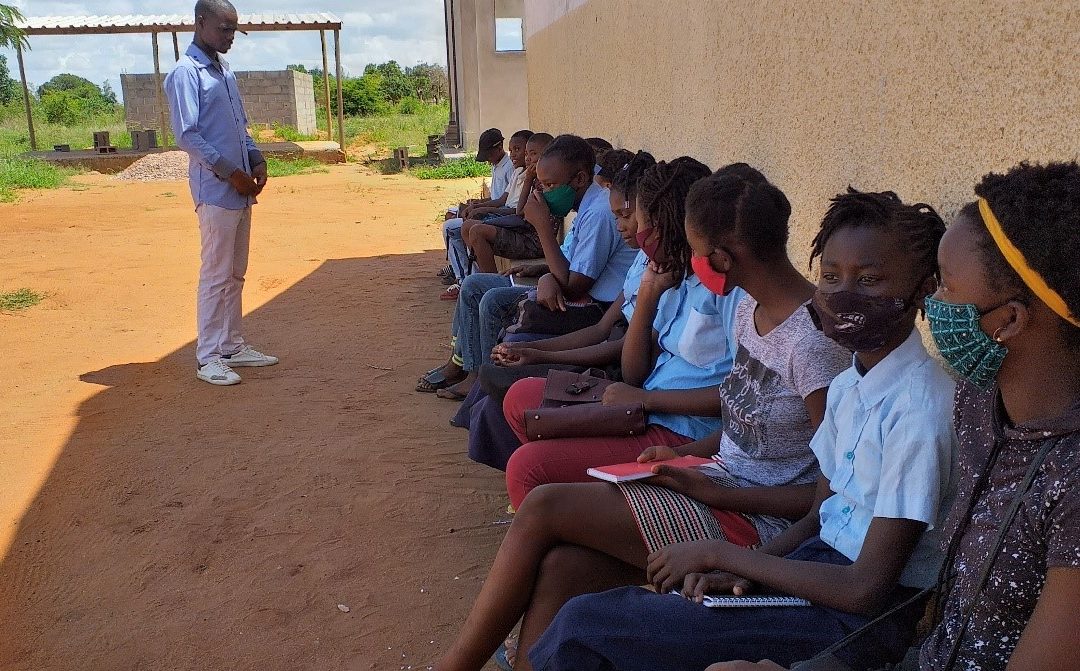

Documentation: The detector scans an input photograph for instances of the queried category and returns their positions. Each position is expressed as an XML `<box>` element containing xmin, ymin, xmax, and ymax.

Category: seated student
<box><xmin>706</xmin><ymin>163</ymin><xmax>1080</xmax><ymax>671</ymax></box>
<box><xmin>500</xmin><ymin>166</ymin><xmax>851</xmax><ymax>509</ymax></box>
<box><xmin>464</xmin><ymin>133</ymin><xmax>556</xmax><ymax>274</ymax></box>
<box><xmin>441</xmin><ymin>128</ymin><xmax>520</xmax><ymax>294</ymax></box>
<box><xmin>585</xmin><ymin>136</ymin><xmax>613</xmax><ymax>155</ymax></box>
<box><xmin>416</xmin><ymin>135</ymin><xmax>638</xmax><ymax>398</ymax></box>
<box><xmin>593</xmin><ymin>148</ymin><xmax>636</xmax><ymax>190</ymax></box>
<box><xmin>527</xmin><ymin>189</ymin><xmax>955</xmax><ymax>671</ymax></box>
<box><xmin>431</xmin><ymin>164</ymin><xmax>852</xmax><ymax>671</ymax></box>
<box><xmin>460</xmin><ymin>152</ymin><xmax>657</xmax><ymax>470</ymax></box>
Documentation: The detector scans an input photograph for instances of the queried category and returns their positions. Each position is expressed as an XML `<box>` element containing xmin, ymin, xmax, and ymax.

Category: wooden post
<box><xmin>15</xmin><ymin>42</ymin><xmax>36</xmax><ymax>151</ymax></box>
<box><xmin>333</xmin><ymin>28</ymin><xmax>345</xmax><ymax>157</ymax></box>
<box><xmin>152</xmin><ymin>32</ymin><xmax>170</xmax><ymax>147</ymax></box>
<box><xmin>319</xmin><ymin>30</ymin><xmax>333</xmax><ymax>142</ymax></box>
<box><xmin>172</xmin><ymin>32</ymin><xmax>181</xmax><ymax>61</ymax></box>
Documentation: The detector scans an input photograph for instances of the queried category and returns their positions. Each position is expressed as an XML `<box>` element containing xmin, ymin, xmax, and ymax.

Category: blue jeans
<box><xmin>443</xmin><ymin>217</ymin><xmax>471</xmax><ymax>281</ymax></box>
<box><xmin>528</xmin><ymin>538</ymin><xmax>923</xmax><ymax>671</ymax></box>
<box><xmin>451</xmin><ymin>273</ymin><xmax>527</xmax><ymax>371</ymax></box>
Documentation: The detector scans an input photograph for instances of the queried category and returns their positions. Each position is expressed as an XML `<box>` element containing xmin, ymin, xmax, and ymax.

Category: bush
<box><xmin>411</xmin><ymin>157</ymin><xmax>492</xmax><ymax>180</ymax></box>
<box><xmin>40</xmin><ymin>90</ymin><xmax>113</xmax><ymax>125</ymax></box>
<box><xmin>397</xmin><ymin>96</ymin><xmax>424</xmax><ymax>115</ymax></box>
<box><xmin>336</xmin><ymin>74</ymin><xmax>388</xmax><ymax>117</ymax></box>
<box><xmin>0</xmin><ymin>156</ymin><xmax>72</xmax><ymax>201</ymax></box>
<box><xmin>271</xmin><ymin>123</ymin><xmax>317</xmax><ymax>142</ymax></box>
<box><xmin>0</xmin><ymin>288</ymin><xmax>45</xmax><ymax>311</ymax></box>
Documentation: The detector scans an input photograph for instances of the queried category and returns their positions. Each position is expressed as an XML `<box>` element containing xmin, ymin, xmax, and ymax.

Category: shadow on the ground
<box><xmin>0</xmin><ymin>251</ymin><xmax>511</xmax><ymax>670</ymax></box>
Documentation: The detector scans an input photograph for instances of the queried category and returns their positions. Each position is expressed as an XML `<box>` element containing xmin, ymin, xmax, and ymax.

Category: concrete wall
<box><xmin>523</xmin><ymin>0</ymin><xmax>1080</xmax><ymax>269</ymax></box>
<box><xmin>121</xmin><ymin>69</ymin><xmax>317</xmax><ymax>138</ymax></box>
<box><xmin>447</xmin><ymin>0</ymin><xmax>530</xmax><ymax>150</ymax></box>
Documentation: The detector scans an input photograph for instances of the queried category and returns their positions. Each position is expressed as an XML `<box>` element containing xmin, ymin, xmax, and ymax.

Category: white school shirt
<box><xmin>812</xmin><ymin>329</ymin><xmax>957</xmax><ymax>589</ymax></box>
<box><xmin>504</xmin><ymin>167</ymin><xmax>527</xmax><ymax>208</ymax></box>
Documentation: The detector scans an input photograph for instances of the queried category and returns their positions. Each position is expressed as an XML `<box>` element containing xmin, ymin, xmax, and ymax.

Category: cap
<box><xmin>475</xmin><ymin>128</ymin><xmax>504</xmax><ymax>162</ymax></box>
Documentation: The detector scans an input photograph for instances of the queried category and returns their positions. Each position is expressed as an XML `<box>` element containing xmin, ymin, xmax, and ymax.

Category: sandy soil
<box><xmin>0</xmin><ymin>165</ymin><xmax>511</xmax><ymax>670</ymax></box>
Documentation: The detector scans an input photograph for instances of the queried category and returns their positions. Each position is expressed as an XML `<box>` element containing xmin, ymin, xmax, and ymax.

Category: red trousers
<box><xmin>502</xmin><ymin>377</ymin><xmax>692</xmax><ymax>508</ymax></box>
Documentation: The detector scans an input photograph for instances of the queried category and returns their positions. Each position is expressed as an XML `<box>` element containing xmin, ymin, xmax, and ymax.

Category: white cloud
<box><xmin>2</xmin><ymin>0</ymin><xmax>447</xmax><ymax>98</ymax></box>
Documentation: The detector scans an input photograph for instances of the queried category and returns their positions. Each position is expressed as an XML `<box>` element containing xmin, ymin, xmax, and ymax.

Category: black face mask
<box><xmin>811</xmin><ymin>290</ymin><xmax>914</xmax><ymax>352</ymax></box>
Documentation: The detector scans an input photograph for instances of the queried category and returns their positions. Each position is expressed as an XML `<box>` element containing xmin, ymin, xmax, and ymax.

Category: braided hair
<box><xmin>596</xmin><ymin>148</ymin><xmax>635</xmax><ymax>181</ymax></box>
<box><xmin>610</xmin><ymin>150</ymin><xmax>656</xmax><ymax>205</ymax></box>
<box><xmin>637</xmin><ymin>156</ymin><xmax>712</xmax><ymax>281</ymax></box>
<box><xmin>685</xmin><ymin>164</ymin><xmax>790</xmax><ymax>262</ymax></box>
<box><xmin>809</xmin><ymin>188</ymin><xmax>946</xmax><ymax>291</ymax></box>
<box><xmin>966</xmin><ymin>161</ymin><xmax>1080</xmax><ymax>346</ymax></box>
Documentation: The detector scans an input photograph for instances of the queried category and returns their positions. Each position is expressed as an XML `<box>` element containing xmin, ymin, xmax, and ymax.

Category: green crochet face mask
<box><xmin>925</xmin><ymin>296</ymin><xmax>1007</xmax><ymax>390</ymax></box>
<box><xmin>542</xmin><ymin>183</ymin><xmax>577</xmax><ymax>218</ymax></box>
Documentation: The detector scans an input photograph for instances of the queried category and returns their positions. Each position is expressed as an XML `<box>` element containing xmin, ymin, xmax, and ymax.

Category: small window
<box><xmin>494</xmin><ymin>0</ymin><xmax>524</xmax><ymax>52</ymax></box>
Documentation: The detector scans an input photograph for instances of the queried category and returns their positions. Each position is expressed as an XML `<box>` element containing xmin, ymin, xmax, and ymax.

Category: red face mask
<box><xmin>691</xmin><ymin>255</ymin><xmax>727</xmax><ymax>295</ymax></box>
<box><xmin>635</xmin><ymin>228</ymin><xmax>661</xmax><ymax>261</ymax></box>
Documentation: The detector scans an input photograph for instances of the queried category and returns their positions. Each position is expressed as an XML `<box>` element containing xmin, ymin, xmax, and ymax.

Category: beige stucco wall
<box><xmin>524</xmin><ymin>0</ymin><xmax>1080</xmax><ymax>269</ymax></box>
<box><xmin>449</xmin><ymin>0</ymin><xmax>530</xmax><ymax>150</ymax></box>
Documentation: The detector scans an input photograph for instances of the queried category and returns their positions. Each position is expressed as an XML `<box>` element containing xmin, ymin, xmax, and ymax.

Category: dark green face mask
<box><xmin>543</xmin><ymin>183</ymin><xmax>577</xmax><ymax>218</ymax></box>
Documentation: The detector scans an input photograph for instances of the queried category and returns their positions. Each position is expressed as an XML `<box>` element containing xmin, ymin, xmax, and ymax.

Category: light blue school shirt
<box><xmin>489</xmin><ymin>153</ymin><xmax>515</xmax><ymax>200</ymax></box>
<box><xmin>643</xmin><ymin>276</ymin><xmax>745</xmax><ymax>440</ymax></box>
<box><xmin>164</xmin><ymin>43</ymin><xmax>263</xmax><ymax>210</ymax></box>
<box><xmin>812</xmin><ymin>329</ymin><xmax>957</xmax><ymax>589</ymax></box>
<box><xmin>558</xmin><ymin>182</ymin><xmax>637</xmax><ymax>303</ymax></box>
<box><xmin>620</xmin><ymin>251</ymin><xmax>649</xmax><ymax>321</ymax></box>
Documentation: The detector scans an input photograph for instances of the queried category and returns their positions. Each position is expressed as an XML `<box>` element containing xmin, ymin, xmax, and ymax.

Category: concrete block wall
<box><xmin>121</xmin><ymin>69</ymin><xmax>317</xmax><ymax>139</ymax></box>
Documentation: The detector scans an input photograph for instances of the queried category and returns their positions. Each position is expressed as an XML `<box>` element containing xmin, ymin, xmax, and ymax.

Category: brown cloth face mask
<box><xmin>811</xmin><ymin>289</ymin><xmax>912</xmax><ymax>352</ymax></box>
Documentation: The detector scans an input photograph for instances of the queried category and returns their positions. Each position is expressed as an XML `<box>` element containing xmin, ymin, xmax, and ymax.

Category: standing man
<box><xmin>165</xmin><ymin>0</ymin><xmax>278</xmax><ymax>385</ymax></box>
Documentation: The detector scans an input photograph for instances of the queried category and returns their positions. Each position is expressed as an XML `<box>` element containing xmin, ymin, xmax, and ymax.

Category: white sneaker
<box><xmin>222</xmin><ymin>345</ymin><xmax>279</xmax><ymax>367</ymax></box>
<box><xmin>197</xmin><ymin>358</ymin><xmax>241</xmax><ymax>386</ymax></box>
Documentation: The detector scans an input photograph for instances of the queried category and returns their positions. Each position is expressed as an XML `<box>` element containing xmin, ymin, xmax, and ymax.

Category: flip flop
<box><xmin>440</xmin><ymin>284</ymin><xmax>460</xmax><ymax>301</ymax></box>
<box><xmin>492</xmin><ymin>643</ymin><xmax>514</xmax><ymax>671</ymax></box>
<box><xmin>436</xmin><ymin>386</ymin><xmax>468</xmax><ymax>401</ymax></box>
<box><xmin>415</xmin><ymin>369</ymin><xmax>465</xmax><ymax>393</ymax></box>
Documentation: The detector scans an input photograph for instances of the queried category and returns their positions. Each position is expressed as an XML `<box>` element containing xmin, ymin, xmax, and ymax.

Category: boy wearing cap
<box><xmin>442</xmin><ymin>128</ymin><xmax>516</xmax><ymax>295</ymax></box>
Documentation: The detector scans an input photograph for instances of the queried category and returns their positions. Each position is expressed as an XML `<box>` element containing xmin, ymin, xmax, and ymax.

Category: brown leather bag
<box><xmin>523</xmin><ymin>370</ymin><xmax>646</xmax><ymax>441</ymax></box>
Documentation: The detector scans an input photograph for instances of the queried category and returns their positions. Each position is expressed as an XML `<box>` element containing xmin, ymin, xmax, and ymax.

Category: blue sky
<box><xmin>2</xmin><ymin>0</ymin><xmax>449</xmax><ymax>98</ymax></box>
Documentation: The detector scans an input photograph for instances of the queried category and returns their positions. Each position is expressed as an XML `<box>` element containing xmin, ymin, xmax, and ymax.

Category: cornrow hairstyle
<box><xmin>585</xmin><ymin>137</ymin><xmax>613</xmax><ymax>152</ymax></box>
<box><xmin>685</xmin><ymin>164</ymin><xmax>791</xmax><ymax>262</ymax></box>
<box><xmin>510</xmin><ymin>129</ymin><xmax>534</xmax><ymax>141</ymax></box>
<box><xmin>610</xmin><ymin>150</ymin><xmax>656</xmax><ymax>204</ymax></box>
<box><xmin>597</xmin><ymin>149</ymin><xmax>635</xmax><ymax>181</ymax></box>
<box><xmin>637</xmin><ymin>156</ymin><xmax>713</xmax><ymax>281</ymax></box>
<box><xmin>969</xmin><ymin>161</ymin><xmax>1080</xmax><ymax>346</ymax></box>
<box><xmin>540</xmin><ymin>134</ymin><xmax>596</xmax><ymax>180</ymax></box>
<box><xmin>809</xmin><ymin>188</ymin><xmax>946</xmax><ymax>290</ymax></box>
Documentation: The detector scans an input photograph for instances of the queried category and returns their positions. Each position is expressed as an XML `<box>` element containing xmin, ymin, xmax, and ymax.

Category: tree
<box><xmin>0</xmin><ymin>3</ymin><xmax>28</xmax><ymax>51</ymax></box>
<box><xmin>35</xmin><ymin>73</ymin><xmax>117</xmax><ymax>122</ymax></box>
<box><xmin>406</xmin><ymin>63</ymin><xmax>449</xmax><ymax>103</ymax></box>
<box><xmin>335</xmin><ymin>73</ymin><xmax>386</xmax><ymax>116</ymax></box>
<box><xmin>370</xmin><ymin>60</ymin><xmax>413</xmax><ymax>103</ymax></box>
<box><xmin>0</xmin><ymin>54</ymin><xmax>18</xmax><ymax>105</ymax></box>
<box><xmin>101</xmin><ymin>80</ymin><xmax>117</xmax><ymax>105</ymax></box>
<box><xmin>286</xmin><ymin>63</ymin><xmax>308</xmax><ymax>74</ymax></box>
<box><xmin>37</xmin><ymin>73</ymin><xmax>104</xmax><ymax>98</ymax></box>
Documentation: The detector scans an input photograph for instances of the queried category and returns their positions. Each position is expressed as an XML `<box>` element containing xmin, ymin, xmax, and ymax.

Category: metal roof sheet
<box><xmin>17</xmin><ymin>12</ymin><xmax>342</xmax><ymax>35</ymax></box>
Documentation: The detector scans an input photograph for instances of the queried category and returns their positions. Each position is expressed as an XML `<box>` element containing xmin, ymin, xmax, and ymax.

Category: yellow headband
<box><xmin>979</xmin><ymin>197</ymin><xmax>1080</xmax><ymax>327</ymax></box>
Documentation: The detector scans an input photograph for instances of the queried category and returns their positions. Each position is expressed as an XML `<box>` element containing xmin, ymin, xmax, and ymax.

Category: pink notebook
<box><xmin>587</xmin><ymin>456</ymin><xmax>716</xmax><ymax>483</ymax></box>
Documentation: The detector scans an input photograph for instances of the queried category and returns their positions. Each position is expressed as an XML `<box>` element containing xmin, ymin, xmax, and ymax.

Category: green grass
<box><xmin>265</xmin><ymin>156</ymin><xmax>329</xmax><ymax>177</ymax></box>
<box><xmin>0</xmin><ymin>157</ymin><xmax>76</xmax><ymax>202</ymax></box>
<box><xmin>0</xmin><ymin>104</ymin><xmax>130</xmax><ymax>157</ymax></box>
<box><xmin>271</xmin><ymin>123</ymin><xmax>319</xmax><ymax>143</ymax></box>
<box><xmin>322</xmin><ymin>104</ymin><xmax>449</xmax><ymax>156</ymax></box>
<box><xmin>410</xmin><ymin>156</ymin><xmax>492</xmax><ymax>180</ymax></box>
<box><xmin>0</xmin><ymin>288</ymin><xmax>45</xmax><ymax>311</ymax></box>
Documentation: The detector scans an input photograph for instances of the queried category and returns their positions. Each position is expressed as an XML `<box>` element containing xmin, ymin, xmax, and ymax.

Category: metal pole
<box><xmin>319</xmin><ymin>30</ymin><xmax>332</xmax><ymax>142</ymax></box>
<box><xmin>172</xmin><ymin>32</ymin><xmax>180</xmax><ymax>61</ymax></box>
<box><xmin>16</xmin><ymin>42</ymin><xmax>36</xmax><ymax>151</ymax></box>
<box><xmin>333</xmin><ymin>28</ymin><xmax>345</xmax><ymax>157</ymax></box>
<box><xmin>153</xmin><ymin>32</ymin><xmax>170</xmax><ymax>147</ymax></box>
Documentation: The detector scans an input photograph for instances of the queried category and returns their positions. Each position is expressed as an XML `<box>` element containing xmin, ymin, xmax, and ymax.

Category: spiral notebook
<box><xmin>671</xmin><ymin>591</ymin><xmax>811</xmax><ymax>608</ymax></box>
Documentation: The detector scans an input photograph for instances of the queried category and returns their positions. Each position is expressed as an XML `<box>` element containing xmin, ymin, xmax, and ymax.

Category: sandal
<box><xmin>415</xmin><ymin>368</ymin><xmax>465</xmax><ymax>393</ymax></box>
<box><xmin>436</xmin><ymin>386</ymin><xmax>468</xmax><ymax>401</ymax></box>
<box><xmin>440</xmin><ymin>284</ymin><xmax>460</xmax><ymax>301</ymax></box>
<box><xmin>492</xmin><ymin>635</ymin><xmax>518</xmax><ymax>670</ymax></box>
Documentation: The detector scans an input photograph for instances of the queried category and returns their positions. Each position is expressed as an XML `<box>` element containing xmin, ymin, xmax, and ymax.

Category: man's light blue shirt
<box><xmin>489</xmin><ymin>153</ymin><xmax>515</xmax><ymax>200</ymax></box>
<box><xmin>164</xmin><ymin>43</ymin><xmax>263</xmax><ymax>210</ymax></box>
<box><xmin>559</xmin><ymin>182</ymin><xmax>637</xmax><ymax>303</ymax></box>
<box><xmin>812</xmin><ymin>329</ymin><xmax>957</xmax><ymax>588</ymax></box>
<box><xmin>644</xmin><ymin>275</ymin><xmax>745</xmax><ymax>440</ymax></box>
